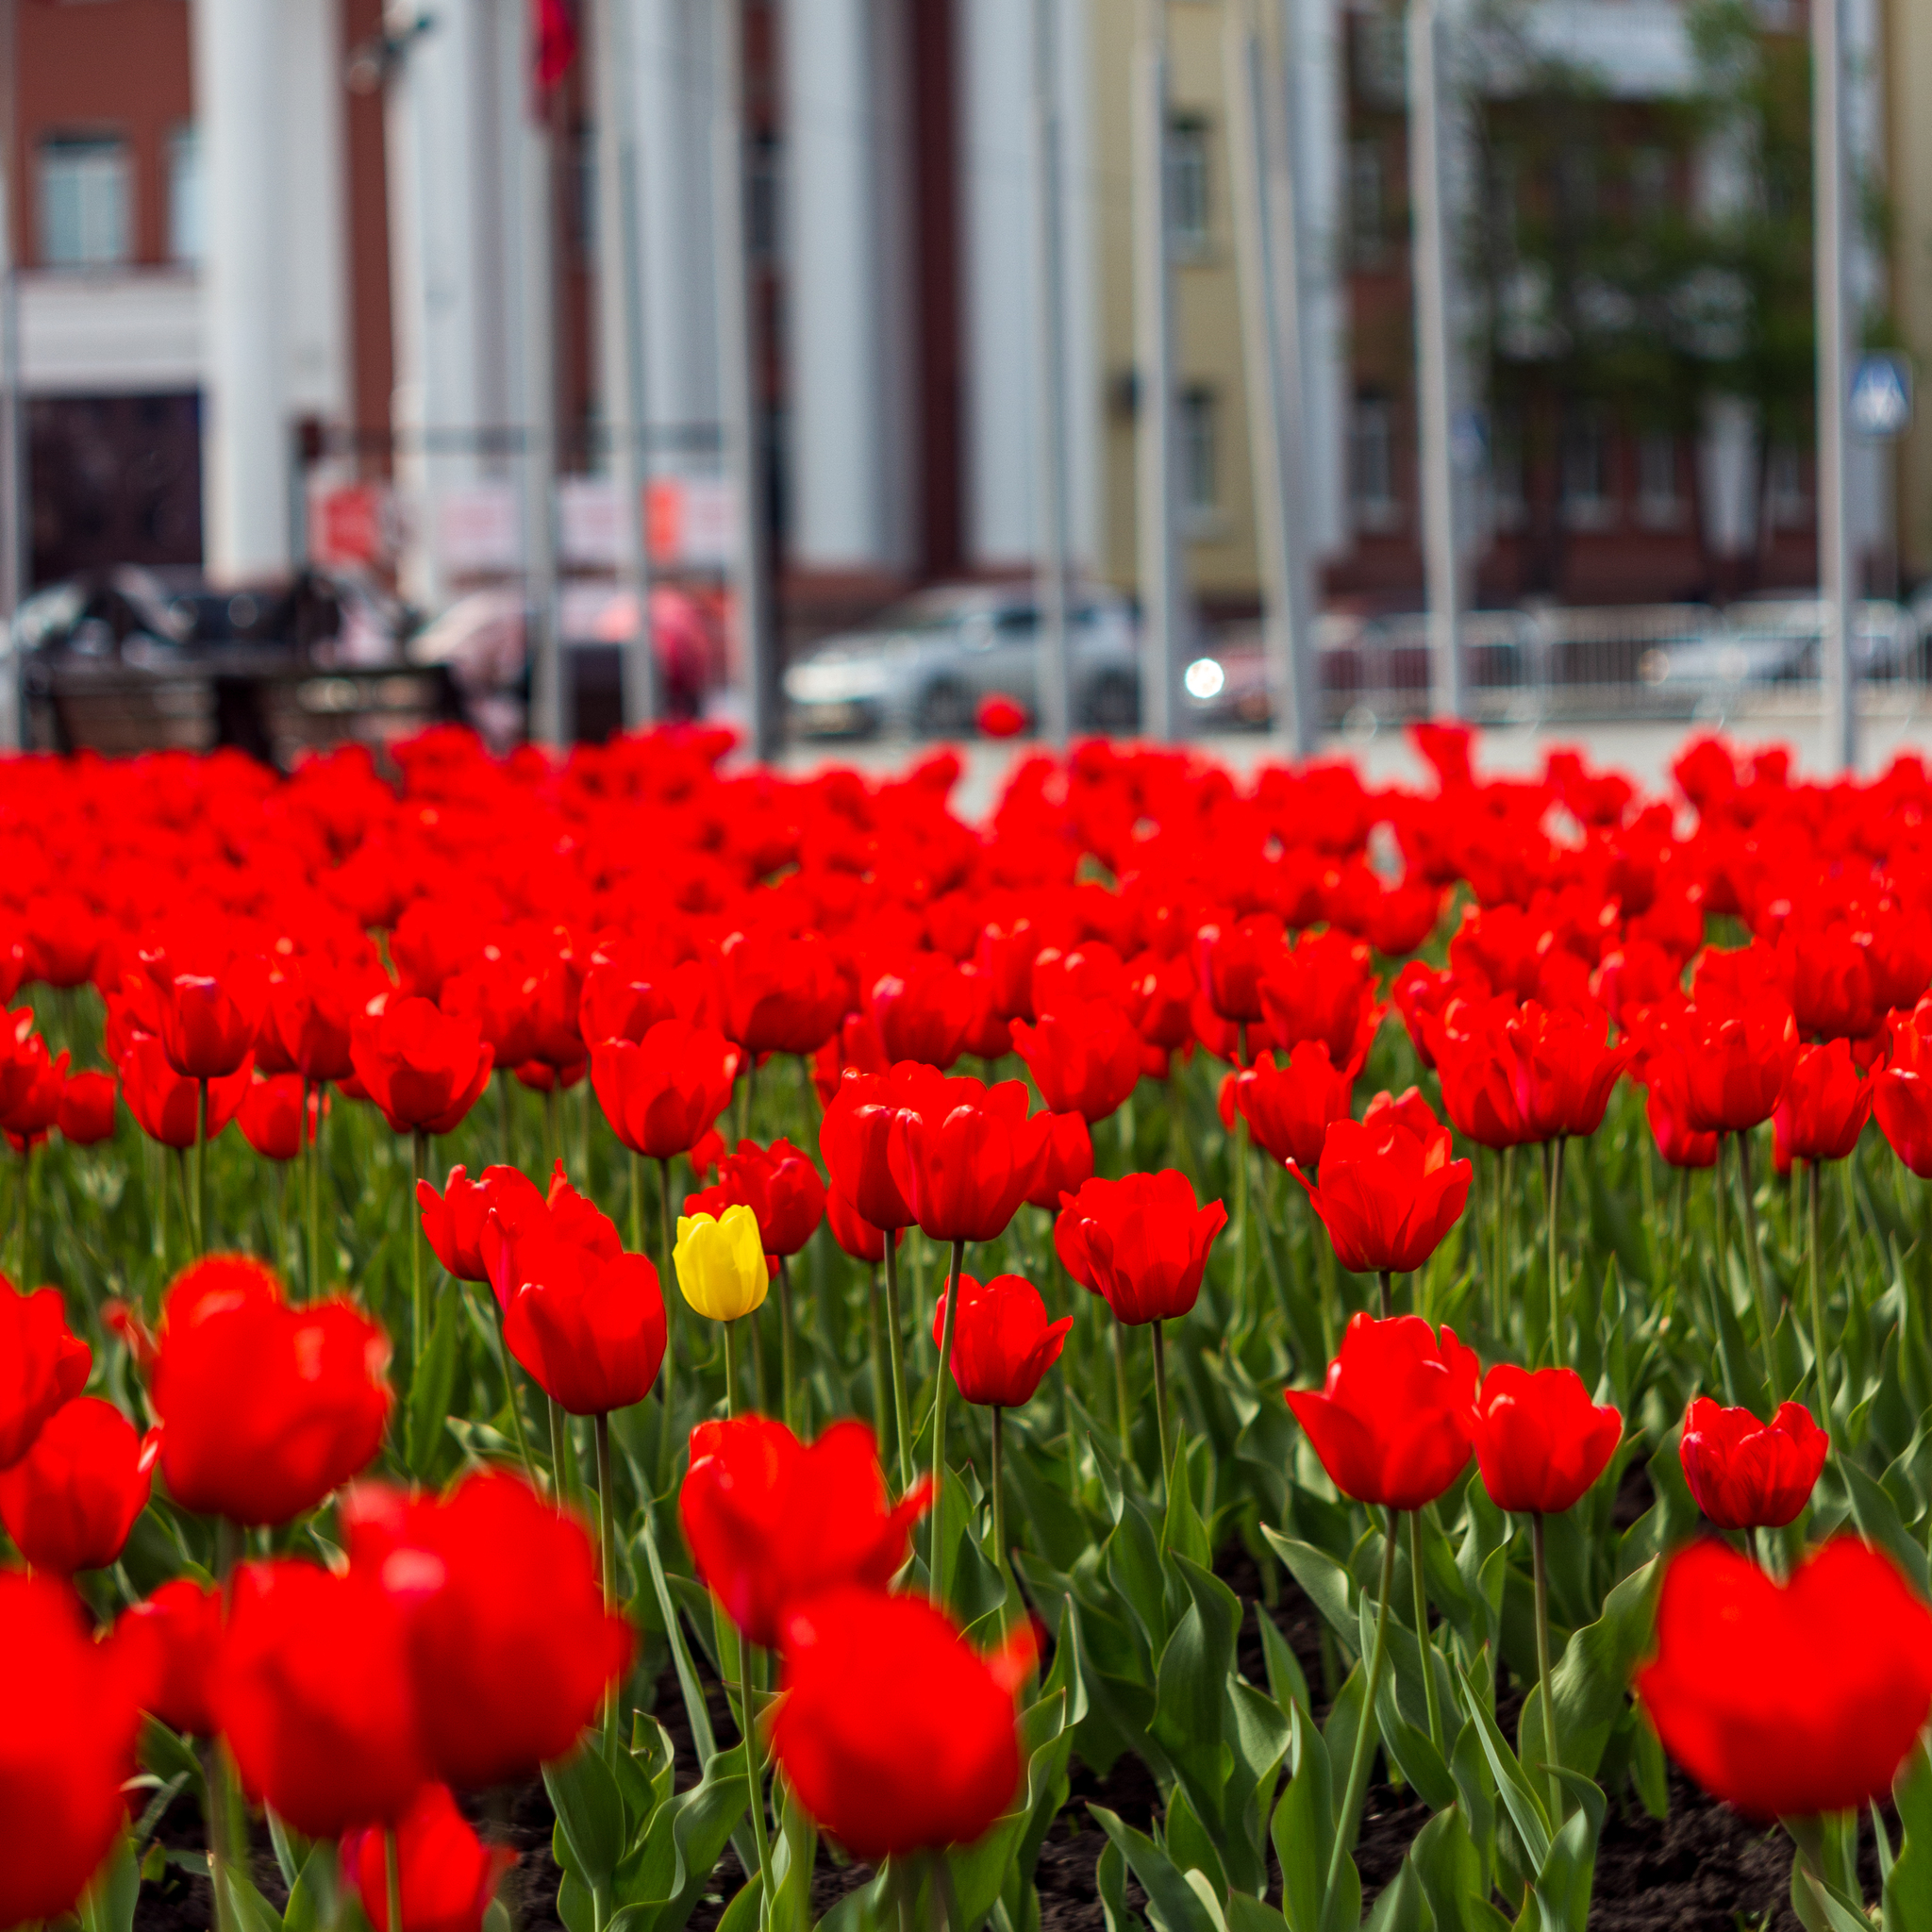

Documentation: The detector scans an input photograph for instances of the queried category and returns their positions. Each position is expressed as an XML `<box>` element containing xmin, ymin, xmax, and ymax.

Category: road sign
<box><xmin>1850</xmin><ymin>353</ymin><xmax>1913</xmax><ymax>440</ymax></box>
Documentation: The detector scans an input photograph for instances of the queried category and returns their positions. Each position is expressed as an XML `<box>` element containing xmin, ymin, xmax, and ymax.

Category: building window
<box><xmin>1560</xmin><ymin>411</ymin><xmax>1613</xmax><ymax>528</ymax></box>
<box><xmin>1348</xmin><ymin>140</ymin><xmax>1384</xmax><ymax>265</ymax></box>
<box><xmin>1636</xmin><ymin>430</ymin><xmax>1682</xmax><ymax>527</ymax></box>
<box><xmin>167</xmin><ymin>125</ymin><xmax>201</xmax><ymax>263</ymax></box>
<box><xmin>1179</xmin><ymin>386</ymin><xmax>1218</xmax><ymax>516</ymax></box>
<box><xmin>1168</xmin><ymin>117</ymin><xmax>1210</xmax><ymax>256</ymax></box>
<box><xmin>38</xmin><ymin>134</ymin><xmax>130</xmax><ymax>268</ymax></box>
<box><xmin>1766</xmin><ymin>445</ymin><xmax>1808</xmax><ymax>527</ymax></box>
<box><xmin>1350</xmin><ymin>394</ymin><xmax>1400</xmax><ymax>532</ymax></box>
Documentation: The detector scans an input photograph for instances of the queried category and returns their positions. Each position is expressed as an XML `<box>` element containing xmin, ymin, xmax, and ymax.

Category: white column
<box><xmin>384</xmin><ymin>0</ymin><xmax>498</xmax><ymax>608</ymax></box>
<box><xmin>632</xmin><ymin>0</ymin><xmax>719</xmax><ymax>473</ymax></box>
<box><xmin>281</xmin><ymin>0</ymin><xmax>351</xmax><ymax>429</ymax></box>
<box><xmin>192</xmin><ymin>0</ymin><xmax>289</xmax><ymax>579</ymax></box>
<box><xmin>783</xmin><ymin>0</ymin><xmax>891</xmax><ymax>570</ymax></box>
<box><xmin>1290</xmin><ymin>0</ymin><xmax>1346</xmax><ymax>559</ymax></box>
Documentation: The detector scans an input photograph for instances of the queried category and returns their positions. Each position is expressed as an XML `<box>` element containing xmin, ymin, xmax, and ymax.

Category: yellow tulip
<box><xmin>674</xmin><ymin>1204</ymin><xmax>770</xmax><ymax>1321</ymax></box>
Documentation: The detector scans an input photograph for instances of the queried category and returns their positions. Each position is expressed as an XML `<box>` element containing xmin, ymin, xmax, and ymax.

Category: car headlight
<box><xmin>1184</xmin><ymin>658</ymin><xmax>1225</xmax><ymax>701</ymax></box>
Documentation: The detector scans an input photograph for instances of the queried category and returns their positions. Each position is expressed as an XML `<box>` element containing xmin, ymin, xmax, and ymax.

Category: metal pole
<box><xmin>713</xmin><ymin>0</ymin><xmax>778</xmax><ymax>761</ymax></box>
<box><xmin>0</xmin><ymin>0</ymin><xmax>25</xmax><ymax>749</ymax></box>
<box><xmin>1407</xmin><ymin>0</ymin><xmax>1464</xmax><ymax>720</ymax></box>
<box><xmin>591</xmin><ymin>0</ymin><xmax>658</xmax><ymax>729</ymax></box>
<box><xmin>1030</xmin><ymin>0</ymin><xmax>1074</xmax><ymax>747</ymax></box>
<box><xmin>1132</xmin><ymin>0</ymin><xmax>1188</xmax><ymax>741</ymax></box>
<box><xmin>516</xmin><ymin>15</ymin><xmax>565</xmax><ymax>749</ymax></box>
<box><xmin>1226</xmin><ymin>0</ymin><xmax>1319</xmax><ymax>757</ymax></box>
<box><xmin>1814</xmin><ymin>0</ymin><xmax>1855</xmax><ymax>772</ymax></box>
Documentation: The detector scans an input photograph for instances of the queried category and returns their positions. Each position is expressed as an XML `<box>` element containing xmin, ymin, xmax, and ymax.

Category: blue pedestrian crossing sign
<box><xmin>1850</xmin><ymin>354</ymin><xmax>1913</xmax><ymax>440</ymax></box>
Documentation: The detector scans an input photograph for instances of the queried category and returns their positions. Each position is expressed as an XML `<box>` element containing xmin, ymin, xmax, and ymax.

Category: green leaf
<box><xmin>1842</xmin><ymin>1456</ymin><xmax>1932</xmax><ymax>1599</ymax></box>
<box><xmin>1453</xmin><ymin>1667</ymin><xmax>1550</xmax><ymax>1870</ymax></box>
<box><xmin>224</xmin><ymin>1868</ymin><xmax>287</xmax><ymax>1932</ymax></box>
<box><xmin>1272</xmin><ymin>1702</ymin><xmax>1336</xmax><ymax>1932</ymax></box>
<box><xmin>404</xmin><ymin>1291</ymin><xmax>461</xmax><ymax>1474</ymax></box>
<box><xmin>1886</xmin><ymin>1740</ymin><xmax>1932</xmax><ymax>1932</ymax></box>
<box><xmin>281</xmin><ymin>1842</ymin><xmax>336</xmax><ymax>1932</ymax></box>
<box><xmin>546</xmin><ymin>1743</ymin><xmax>627</xmax><ymax>1893</ymax></box>
<box><xmin>1256</xmin><ymin>1605</ymin><xmax>1311</xmax><ymax>1717</ymax></box>
<box><xmin>608</xmin><ymin>1741</ymin><xmax>750</xmax><ymax>1932</ymax></box>
<box><xmin>1088</xmin><ymin>1807</ymin><xmax>1222</xmax><ymax>1932</ymax></box>
<box><xmin>1360</xmin><ymin>1856</ymin><xmax>1422</xmax><ymax>1932</ymax></box>
<box><xmin>1096</xmin><ymin>1839</ymin><xmax>1147</xmax><ymax>1932</ymax></box>
<box><xmin>1259</xmin><ymin>1529</ymin><xmax>1357</xmax><ymax>1653</ymax></box>
<box><xmin>1547</xmin><ymin>1557</ymin><xmax>1660</xmax><ymax>1781</ymax></box>
<box><xmin>713</xmin><ymin>1879</ymin><xmax>763</xmax><ymax>1932</ymax></box>
<box><xmin>78</xmin><ymin>1833</ymin><xmax>141</xmax><ymax>1932</ymax></box>
<box><xmin>1529</xmin><ymin>1772</ymin><xmax>1606</xmax><ymax>1932</ymax></box>
<box><xmin>1163</xmin><ymin>1426</ymin><xmax>1214</xmax><ymax>1572</ymax></box>
<box><xmin>1410</xmin><ymin>1808</ymin><xmax>1510</xmax><ymax>1932</ymax></box>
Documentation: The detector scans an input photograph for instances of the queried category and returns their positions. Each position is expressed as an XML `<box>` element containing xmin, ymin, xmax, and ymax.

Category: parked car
<box><xmin>783</xmin><ymin>583</ymin><xmax>1141</xmax><ymax>738</ymax></box>
<box><xmin>1632</xmin><ymin>599</ymin><xmax>1916</xmax><ymax>708</ymax></box>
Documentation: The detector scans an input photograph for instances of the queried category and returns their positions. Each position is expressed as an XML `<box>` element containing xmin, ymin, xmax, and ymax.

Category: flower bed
<box><xmin>2</xmin><ymin>720</ymin><xmax>1931</xmax><ymax>1932</ymax></box>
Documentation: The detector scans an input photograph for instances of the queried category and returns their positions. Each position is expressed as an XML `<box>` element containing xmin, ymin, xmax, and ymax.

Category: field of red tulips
<box><xmin>8</xmin><ymin>720</ymin><xmax>1932</xmax><ymax>1932</ymax></box>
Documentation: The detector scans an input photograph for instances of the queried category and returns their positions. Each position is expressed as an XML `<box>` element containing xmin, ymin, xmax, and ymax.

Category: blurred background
<box><xmin>0</xmin><ymin>0</ymin><xmax>1926</xmax><ymax>776</ymax></box>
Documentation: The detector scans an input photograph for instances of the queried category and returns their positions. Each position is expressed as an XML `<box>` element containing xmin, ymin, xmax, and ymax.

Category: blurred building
<box><xmin>1</xmin><ymin>0</ymin><xmax>1907</xmax><ymax>633</ymax></box>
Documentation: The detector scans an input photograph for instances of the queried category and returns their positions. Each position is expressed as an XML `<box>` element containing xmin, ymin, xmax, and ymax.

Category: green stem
<box><xmin>882</xmin><ymin>1237</ymin><xmax>913</xmax><ymax>1491</ymax></box>
<box><xmin>1112</xmin><ymin>1318</ymin><xmax>1133</xmax><ymax>1465</ymax></box>
<box><xmin>549</xmin><ymin>1395</ymin><xmax>571</xmax><ymax>1508</ymax></box>
<box><xmin>498</xmin><ymin>1068</ymin><xmax>514</xmax><ymax>1169</ymax></box>
<box><xmin>724</xmin><ymin>1317</ymin><xmax>741</xmax><ymax>1420</ymax></box>
<box><xmin>1498</xmin><ymin>1142</ymin><xmax>1516</xmax><ymax>1345</ymax></box>
<box><xmin>776</xmin><ymin>1255</ymin><xmax>797</xmax><ymax>1432</ymax></box>
<box><xmin>491</xmin><ymin>1297</ymin><xmax>539</xmax><ymax>1488</ymax></box>
<box><xmin>1545</xmin><ymin>1137</ymin><xmax>1565</xmax><ymax>1368</ymax></box>
<box><xmin>195</xmin><ymin>1076</ymin><xmax>208</xmax><ymax>1256</ymax></box>
<box><xmin>1150</xmin><ymin>1321</ymin><xmax>1172</xmax><ymax>1506</ymax></box>
<box><xmin>410</xmin><ymin>1129</ymin><xmax>429</xmax><ymax>1365</ymax></box>
<box><xmin>628</xmin><ymin>1148</ymin><xmax>643</xmax><ymax>1254</ymax></box>
<box><xmin>990</xmin><ymin>1405</ymin><xmax>1007</xmax><ymax>1585</ymax></box>
<box><xmin>1410</xmin><ymin>1507</ymin><xmax>1444</xmax><ymax>1757</ymax></box>
<box><xmin>304</xmin><ymin>1080</ymin><xmax>322</xmax><ymax>1300</ymax></box>
<box><xmin>1735</xmin><ymin>1131</ymin><xmax>1780</xmax><ymax>1403</ymax></box>
<box><xmin>866</xmin><ymin>1265</ymin><xmax>891</xmax><ymax>1449</ymax></box>
<box><xmin>1533</xmin><ymin>1511</ymin><xmax>1562</xmax><ymax>1820</ymax></box>
<box><xmin>595</xmin><ymin>1412</ymin><xmax>620</xmax><ymax>1762</ymax></box>
<box><xmin>656</xmin><ymin>1158</ymin><xmax>680</xmax><ymax>1491</ymax></box>
<box><xmin>384</xmin><ymin>1825</ymin><xmax>403</xmax><ymax>1932</ymax></box>
<box><xmin>930</xmin><ymin>1239</ymin><xmax>965</xmax><ymax>1604</ymax></box>
<box><xmin>715</xmin><ymin>1602</ymin><xmax>772</xmax><ymax>1914</ymax></box>
<box><xmin>1324</xmin><ymin>1524</ymin><xmax>1400</xmax><ymax>1918</ymax></box>
<box><xmin>1377</xmin><ymin>1268</ymin><xmax>1392</xmax><ymax>1321</ymax></box>
<box><xmin>543</xmin><ymin>1087</ymin><xmax>559</xmax><ymax>1172</ymax></box>
<box><xmin>1808</xmin><ymin>1160</ymin><xmax>1828</xmax><ymax>1417</ymax></box>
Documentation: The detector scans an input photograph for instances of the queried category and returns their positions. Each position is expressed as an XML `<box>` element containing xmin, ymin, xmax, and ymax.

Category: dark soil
<box><xmin>130</xmin><ymin>1529</ymin><xmax>1874</xmax><ymax>1932</ymax></box>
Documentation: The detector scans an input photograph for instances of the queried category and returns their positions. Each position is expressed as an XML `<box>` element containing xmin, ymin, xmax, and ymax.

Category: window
<box><xmin>38</xmin><ymin>134</ymin><xmax>129</xmax><ymax>268</ymax></box>
<box><xmin>1636</xmin><ymin>430</ymin><xmax>1681</xmax><ymax>526</ymax></box>
<box><xmin>1560</xmin><ymin>411</ymin><xmax>1612</xmax><ymax>528</ymax></box>
<box><xmin>1167</xmin><ymin>117</ymin><xmax>1210</xmax><ymax>256</ymax></box>
<box><xmin>167</xmin><ymin>125</ymin><xmax>200</xmax><ymax>263</ymax></box>
<box><xmin>1350</xmin><ymin>395</ymin><xmax>1400</xmax><ymax>532</ymax></box>
<box><xmin>1348</xmin><ymin>141</ymin><xmax>1384</xmax><ymax>265</ymax></box>
<box><xmin>1180</xmin><ymin>386</ymin><xmax>1218</xmax><ymax>517</ymax></box>
<box><xmin>1766</xmin><ymin>445</ymin><xmax>1808</xmax><ymax>527</ymax></box>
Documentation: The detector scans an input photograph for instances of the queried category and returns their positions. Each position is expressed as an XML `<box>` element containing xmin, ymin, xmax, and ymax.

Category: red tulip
<box><xmin>119</xmin><ymin>1037</ymin><xmax>252</xmax><ymax>1150</ymax></box>
<box><xmin>236</xmin><ymin>1074</ymin><xmax>322</xmax><ymax>1161</ymax></box>
<box><xmin>1672</xmin><ymin>992</ymin><xmax>1799</xmax><ymax>1134</ymax></box>
<box><xmin>1031</xmin><ymin>943</ymin><xmax>1129</xmax><ymax>1017</ymax></box>
<box><xmin>113</xmin><ymin>1578</ymin><xmax>223</xmax><ymax>1736</ymax></box>
<box><xmin>678</xmin><ymin>1417</ymin><xmax>931</xmax><ymax>1650</ymax></box>
<box><xmin>1233</xmin><ymin>1042</ymin><xmax>1356</xmax><ymax>1171</ymax></box>
<box><xmin>770</xmin><ymin>1585</ymin><xmax>1034</xmax><ymax>1859</ymax></box>
<box><xmin>1428</xmin><ymin>995</ymin><xmax>1536</xmax><ymax>1150</ymax></box>
<box><xmin>1641</xmin><ymin>1059</ymin><xmax>1720</xmax><ymax>1170</ymax></box>
<box><xmin>1292</xmin><ymin>1103</ymin><xmax>1472</xmax><ymax>1276</ymax></box>
<box><xmin>55</xmin><ymin>1070</ymin><xmax>117</xmax><ymax>1146</ymax></box>
<box><xmin>266</xmin><ymin>956</ymin><xmax>379</xmax><ymax>1084</ymax></box>
<box><xmin>521</xmin><ymin>936</ymin><xmax>587</xmax><ymax>1073</ymax></box>
<box><xmin>155</xmin><ymin>957</ymin><xmax>268</xmax><ymax>1079</ymax></box>
<box><xmin>824</xmin><ymin>1188</ymin><xmax>897</xmax><ymax>1264</ymax></box>
<box><xmin>720</xmin><ymin>929</ymin><xmax>847</xmax><ymax>1058</ymax></box>
<box><xmin>150</xmin><ymin>1255</ymin><xmax>392</xmax><ymax>1525</ymax></box>
<box><xmin>0</xmin><ymin>1284</ymin><xmax>90</xmax><ymax>1469</ymax></box>
<box><xmin>591</xmin><ymin>1019</ymin><xmax>739</xmax><ymax>1160</ymax></box>
<box><xmin>351</xmin><ymin>996</ymin><xmax>494</xmax><ymax>1136</ymax></box>
<box><xmin>1195</xmin><ymin>914</ymin><xmax>1285</xmax><ymax>1026</ymax></box>
<box><xmin>1124</xmin><ymin>949</ymin><xmax>1195</xmax><ymax>1053</ymax></box>
<box><xmin>496</xmin><ymin>1225</ymin><xmax>666</xmax><ymax>1417</ymax></box>
<box><xmin>216</xmin><ymin>1559</ymin><xmax>426</xmax><ymax>1837</ymax></box>
<box><xmin>976</xmin><ymin>918</ymin><xmax>1057</xmax><ymax>1023</ymax></box>
<box><xmin>930</xmin><ymin>1274</ymin><xmax>1073</xmax><ymax>1407</ymax></box>
<box><xmin>957</xmin><ymin>960</ymin><xmax>1018</xmax><ymax>1060</ymax></box>
<box><xmin>1634</xmin><ymin>1538</ymin><xmax>1932</xmax><ymax>1820</ymax></box>
<box><xmin>579</xmin><ymin>945</ymin><xmax>719</xmax><ymax>1047</ymax></box>
<box><xmin>0</xmin><ymin>1570</ymin><xmax>144</xmax><ymax>1927</ymax></box>
<box><xmin>0</xmin><ymin>1396</ymin><xmax>158</xmax><ymax>1574</ymax></box>
<box><xmin>712</xmin><ymin>1137</ymin><xmax>827</xmax><ymax>1256</ymax></box>
<box><xmin>24</xmin><ymin>892</ymin><xmax>105</xmax><ymax>991</ymax></box>
<box><xmin>1284</xmin><ymin>1312</ymin><xmax>1478</xmax><ymax>1509</ymax></box>
<box><xmin>885</xmin><ymin>1071</ymin><xmax>1050</xmax><ymax>1243</ymax></box>
<box><xmin>440</xmin><ymin>947</ymin><xmax>541</xmax><ymax>1071</ymax></box>
<box><xmin>1874</xmin><ymin>1002</ymin><xmax>1932</xmax><ymax>1176</ymax></box>
<box><xmin>872</xmin><ymin>954</ymin><xmax>975</xmax><ymax>1070</ymax></box>
<box><xmin>344</xmin><ymin>1783</ymin><xmax>517</xmax><ymax>1932</ymax></box>
<box><xmin>1024</xmin><ymin>1110</ymin><xmax>1093</xmax><ymax>1210</ymax></box>
<box><xmin>1257</xmin><ymin>928</ymin><xmax>1384</xmax><ymax>1072</ymax></box>
<box><xmin>415</xmin><ymin>1163</ymin><xmax>543</xmax><ymax>1285</ymax></box>
<box><xmin>1053</xmin><ymin>1170</ymin><xmax>1226</xmax><ymax>1324</ymax></box>
<box><xmin>1507</xmin><ymin>1000</ymin><xmax>1634</xmax><ymax>1141</ymax></box>
<box><xmin>343</xmin><ymin>1472</ymin><xmax>633</xmax><ymax>1788</ymax></box>
<box><xmin>819</xmin><ymin>1068</ymin><xmax>921</xmax><ymax>1231</ymax></box>
<box><xmin>1469</xmin><ymin>1365</ymin><xmax>1622</xmax><ymax>1515</ymax></box>
<box><xmin>1678</xmin><ymin>1396</ymin><xmax>1828</xmax><ymax>1530</ymax></box>
<box><xmin>1774</xmin><ymin>1039</ymin><xmax>1873</xmax><ymax>1169</ymax></box>
<box><xmin>1009</xmin><ymin>999</ymin><xmax>1141</xmax><ymax>1123</ymax></box>
<box><xmin>1776</xmin><ymin>924</ymin><xmax>1876</xmax><ymax>1042</ymax></box>
<box><xmin>976</xmin><ymin>692</ymin><xmax>1027</xmax><ymax>738</ymax></box>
